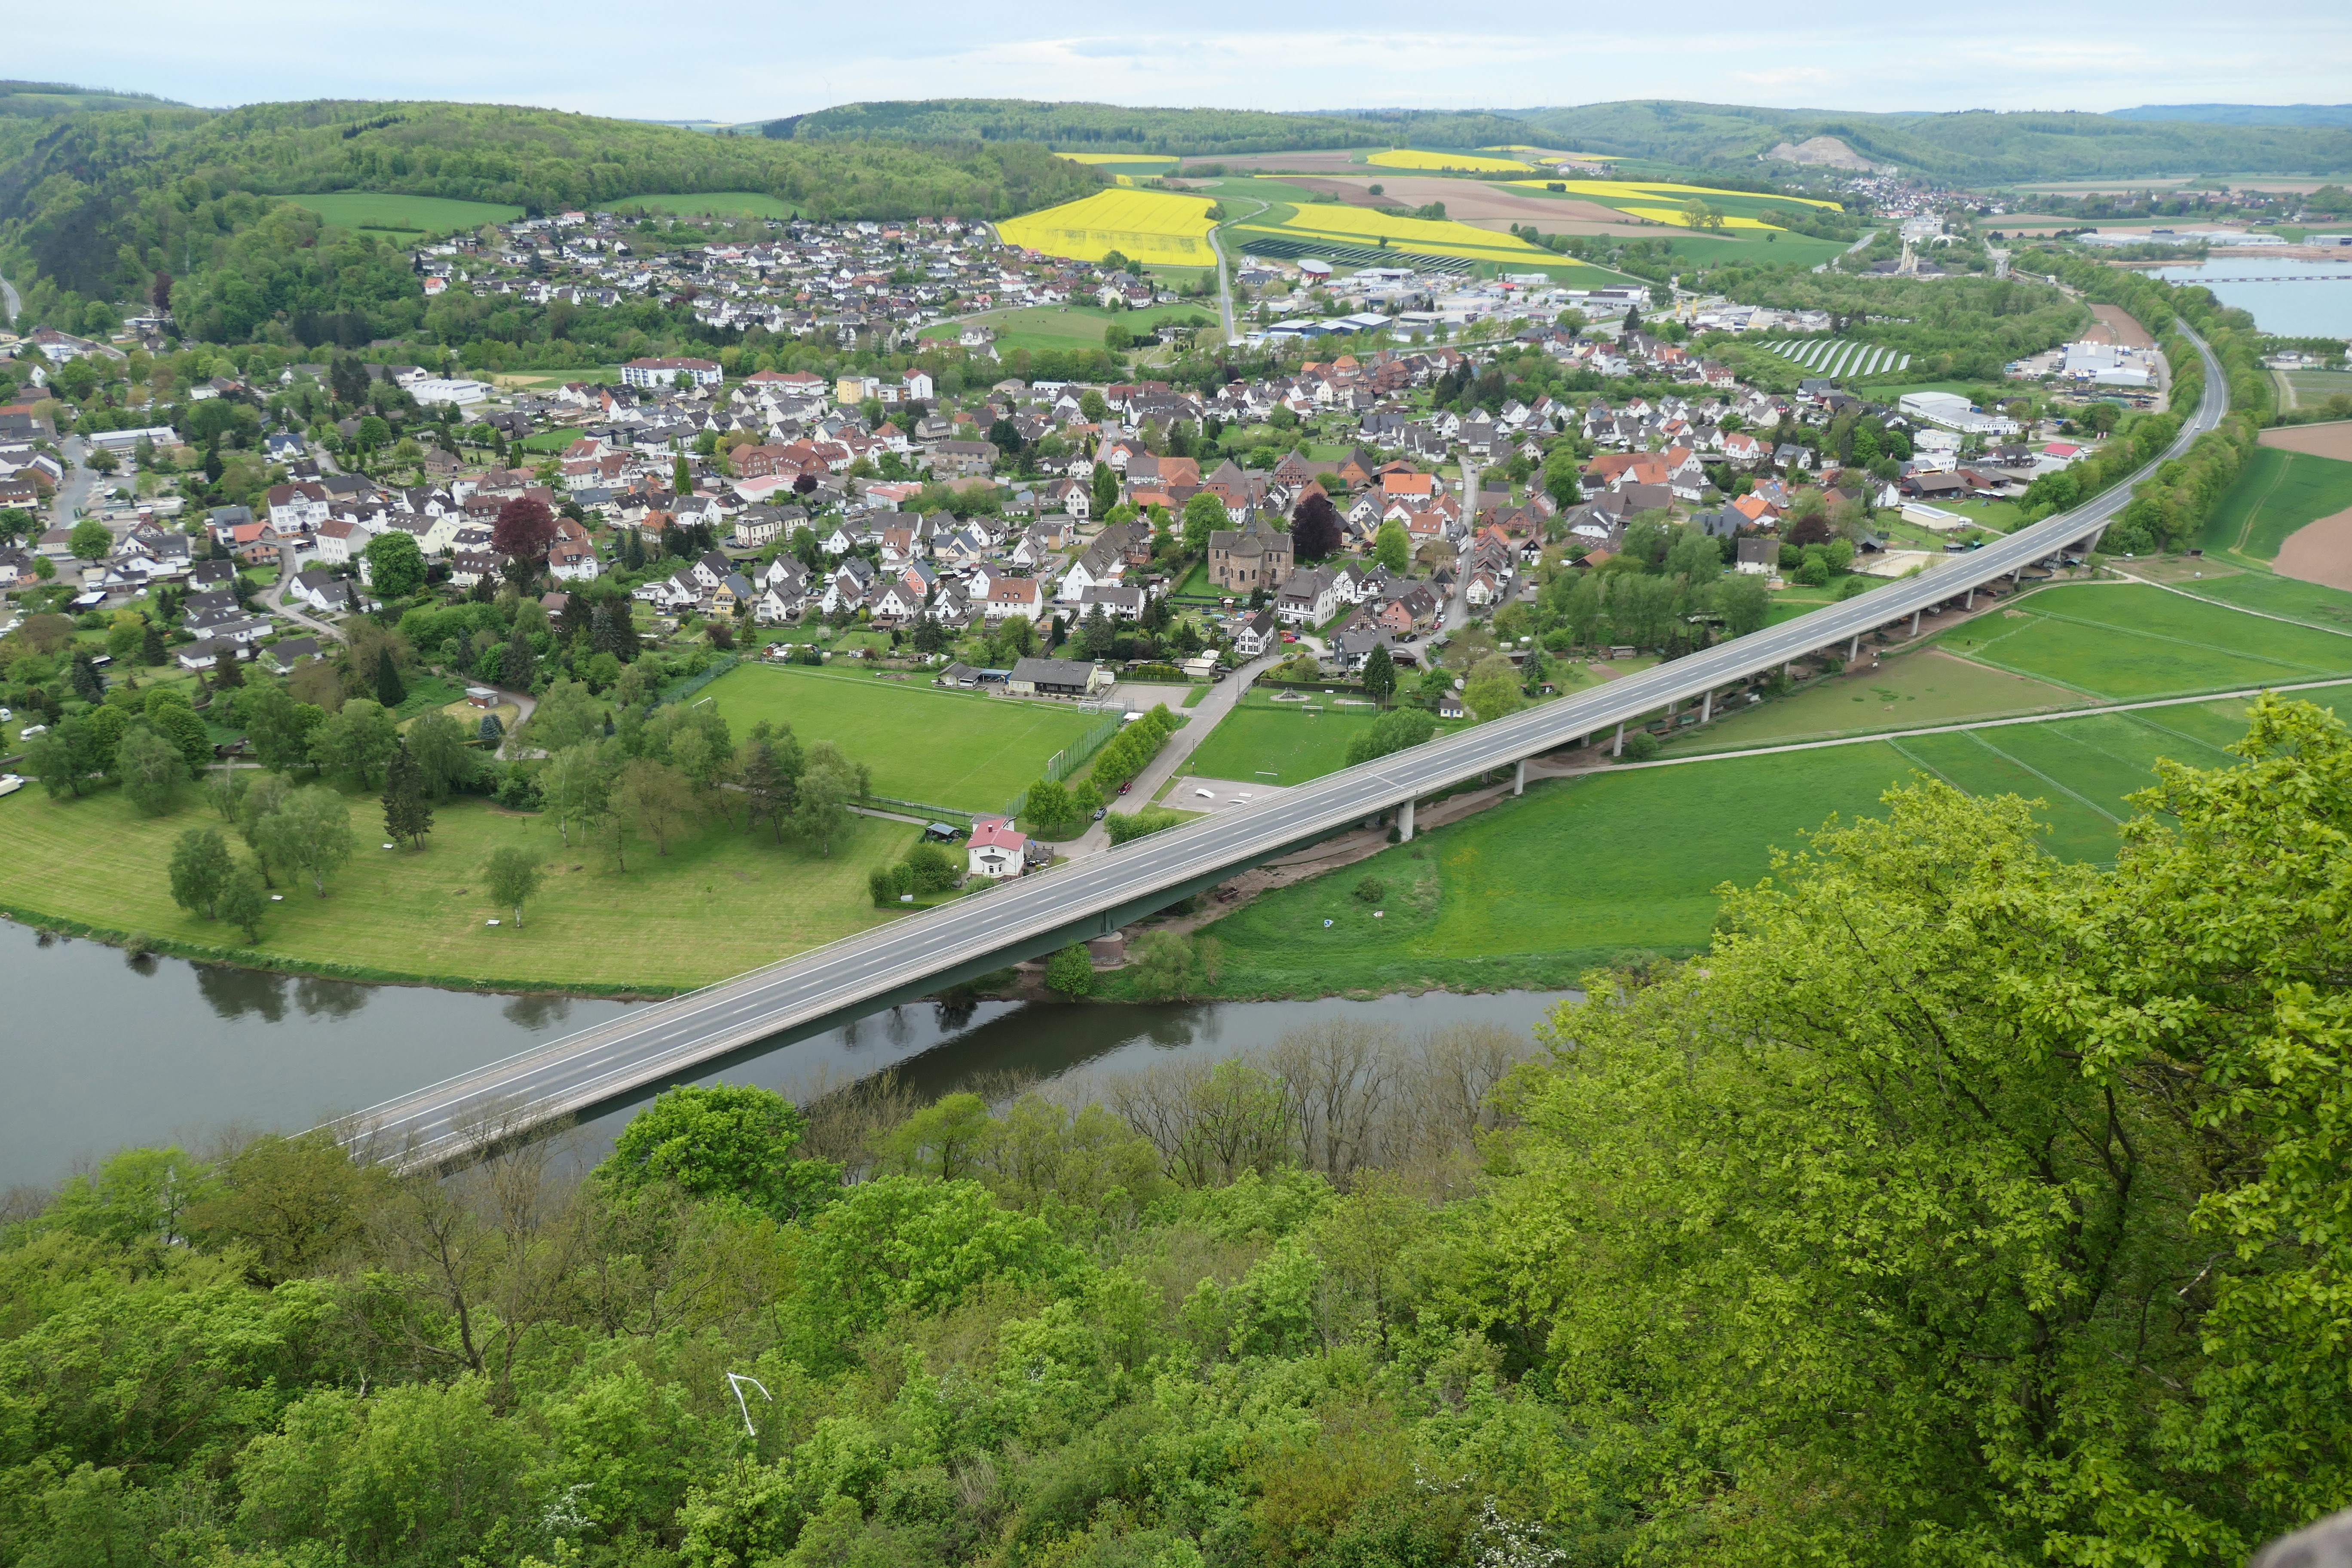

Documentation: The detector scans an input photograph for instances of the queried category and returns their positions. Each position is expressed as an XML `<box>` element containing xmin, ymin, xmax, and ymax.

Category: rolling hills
<box><xmin>764</xmin><ymin>99</ymin><xmax>1534</xmax><ymax>157</ymax></box>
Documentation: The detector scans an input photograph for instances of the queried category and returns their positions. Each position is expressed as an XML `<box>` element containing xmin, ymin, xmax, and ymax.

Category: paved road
<box><xmin>346</xmin><ymin>331</ymin><xmax>2226</xmax><ymax>1169</ymax></box>
<box><xmin>0</xmin><ymin>273</ymin><xmax>18</xmax><ymax>328</ymax></box>
<box><xmin>1064</xmin><ymin>655</ymin><xmax>1275</xmax><ymax>857</ymax></box>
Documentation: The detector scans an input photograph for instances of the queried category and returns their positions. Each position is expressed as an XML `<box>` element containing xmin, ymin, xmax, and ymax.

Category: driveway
<box><xmin>257</xmin><ymin>575</ymin><xmax>347</xmax><ymax>643</ymax></box>
<box><xmin>1060</xmin><ymin>652</ymin><xmax>1275</xmax><ymax>858</ymax></box>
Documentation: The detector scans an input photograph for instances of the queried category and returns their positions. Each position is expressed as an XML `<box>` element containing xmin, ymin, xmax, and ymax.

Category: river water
<box><xmin>2154</xmin><ymin>256</ymin><xmax>2352</xmax><ymax>337</ymax></box>
<box><xmin>0</xmin><ymin>918</ymin><xmax>1569</xmax><ymax>1191</ymax></box>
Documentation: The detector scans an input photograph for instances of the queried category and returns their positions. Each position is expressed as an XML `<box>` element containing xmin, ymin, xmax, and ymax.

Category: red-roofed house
<box><xmin>967</xmin><ymin>818</ymin><xmax>1029</xmax><ymax>880</ymax></box>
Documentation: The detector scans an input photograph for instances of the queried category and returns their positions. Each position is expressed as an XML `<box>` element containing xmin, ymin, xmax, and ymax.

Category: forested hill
<box><xmin>1513</xmin><ymin>99</ymin><xmax>2352</xmax><ymax>180</ymax></box>
<box><xmin>2109</xmin><ymin>103</ymin><xmax>2352</xmax><ymax>128</ymax></box>
<box><xmin>766</xmin><ymin>98</ymin><xmax>1532</xmax><ymax>156</ymax></box>
<box><xmin>0</xmin><ymin>80</ymin><xmax>196</xmax><ymax>163</ymax></box>
<box><xmin>0</xmin><ymin>98</ymin><xmax>1102</xmax><ymax>302</ymax></box>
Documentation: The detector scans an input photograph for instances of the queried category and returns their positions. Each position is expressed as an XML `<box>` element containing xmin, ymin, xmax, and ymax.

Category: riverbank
<box><xmin>0</xmin><ymin>788</ymin><xmax>924</xmax><ymax>996</ymax></box>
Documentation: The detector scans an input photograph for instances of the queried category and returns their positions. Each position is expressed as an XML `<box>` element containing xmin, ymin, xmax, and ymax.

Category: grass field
<box><xmin>918</xmin><ymin>302</ymin><xmax>1217</xmax><ymax>354</ymax></box>
<box><xmin>2162</xmin><ymin>570</ymin><xmax>2352</xmax><ymax>631</ymax></box>
<box><xmin>612</xmin><ymin>192</ymin><xmax>799</xmax><ymax>220</ymax></box>
<box><xmin>1651</xmin><ymin>232</ymin><xmax>1849</xmax><ymax>270</ymax></box>
<box><xmin>288</xmin><ymin>193</ymin><xmax>523</xmax><ymax>233</ymax></box>
<box><xmin>2285</xmin><ymin>370</ymin><xmax>2352</xmax><ymax>407</ymax></box>
<box><xmin>2197</xmin><ymin>446</ymin><xmax>2352</xmax><ymax>561</ymax></box>
<box><xmin>1166</xmin><ymin>677</ymin><xmax>2352</xmax><ymax>998</ymax></box>
<box><xmin>1182</xmin><ymin>691</ymin><xmax>1425</xmax><ymax>786</ymax></box>
<box><xmin>0</xmin><ymin>787</ymin><xmax>915</xmax><ymax>994</ymax></box>
<box><xmin>1678</xmin><ymin>649</ymin><xmax>2090</xmax><ymax>752</ymax></box>
<box><xmin>996</xmin><ymin>189</ymin><xmax>1221</xmax><ymax>267</ymax></box>
<box><xmin>698</xmin><ymin>664</ymin><xmax>1102</xmax><ymax>810</ymax></box>
<box><xmin>1931</xmin><ymin>582</ymin><xmax>2352</xmax><ymax>699</ymax></box>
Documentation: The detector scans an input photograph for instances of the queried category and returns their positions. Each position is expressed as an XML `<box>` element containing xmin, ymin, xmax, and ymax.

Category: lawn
<box><xmin>1184</xmin><ymin>691</ymin><xmax>1436</xmax><ymax>785</ymax></box>
<box><xmin>0</xmin><ymin>786</ymin><xmax>916</xmax><ymax>994</ymax></box>
<box><xmin>1931</xmin><ymin>582</ymin><xmax>2352</xmax><ymax>700</ymax></box>
<box><xmin>2196</xmin><ymin>446</ymin><xmax>2352</xmax><ymax>561</ymax></box>
<box><xmin>1675</xmin><ymin>648</ymin><xmax>2090</xmax><ymax>753</ymax></box>
<box><xmin>613</xmin><ymin>192</ymin><xmax>800</xmax><ymax>220</ymax></box>
<box><xmin>519</xmin><ymin>429</ymin><xmax>579</xmax><ymax>453</ymax></box>
<box><xmin>698</xmin><ymin>663</ymin><xmax>1102</xmax><ymax>811</ymax></box>
<box><xmin>288</xmin><ymin>193</ymin><xmax>524</xmax><ymax>234</ymax></box>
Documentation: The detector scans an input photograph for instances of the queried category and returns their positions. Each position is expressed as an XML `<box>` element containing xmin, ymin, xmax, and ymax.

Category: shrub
<box><xmin>1045</xmin><ymin>944</ymin><xmax>1094</xmax><ymax>997</ymax></box>
<box><xmin>1104</xmin><ymin>806</ymin><xmax>1185</xmax><ymax>845</ymax></box>
<box><xmin>904</xmin><ymin>842</ymin><xmax>960</xmax><ymax>892</ymax></box>
<box><xmin>869</xmin><ymin>863</ymin><xmax>913</xmax><ymax>906</ymax></box>
<box><xmin>1354</xmin><ymin>874</ymin><xmax>1387</xmax><ymax>904</ymax></box>
<box><xmin>1617</xmin><ymin>731</ymin><xmax>1662</xmax><ymax>763</ymax></box>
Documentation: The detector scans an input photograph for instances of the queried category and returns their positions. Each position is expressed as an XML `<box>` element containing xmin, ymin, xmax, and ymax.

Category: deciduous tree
<box><xmin>167</xmin><ymin>826</ymin><xmax>234</xmax><ymax>919</ymax></box>
<box><xmin>481</xmin><ymin>846</ymin><xmax>542</xmax><ymax>926</ymax></box>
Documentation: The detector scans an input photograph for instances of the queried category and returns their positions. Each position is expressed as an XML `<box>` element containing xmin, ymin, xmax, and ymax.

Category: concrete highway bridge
<box><xmin>346</xmin><ymin>332</ymin><xmax>2226</xmax><ymax>1172</ymax></box>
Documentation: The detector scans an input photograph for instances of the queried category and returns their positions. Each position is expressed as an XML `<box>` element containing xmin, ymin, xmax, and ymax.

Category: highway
<box><xmin>347</xmin><ymin>331</ymin><xmax>2226</xmax><ymax>1170</ymax></box>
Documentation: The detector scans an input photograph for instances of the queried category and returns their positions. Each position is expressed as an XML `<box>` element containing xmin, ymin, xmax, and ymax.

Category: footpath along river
<box><xmin>0</xmin><ymin>917</ymin><xmax>1570</xmax><ymax>1191</ymax></box>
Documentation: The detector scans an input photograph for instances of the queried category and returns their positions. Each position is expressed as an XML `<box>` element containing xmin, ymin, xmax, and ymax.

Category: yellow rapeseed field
<box><xmin>1514</xmin><ymin>178</ymin><xmax>1844</xmax><ymax>213</ymax></box>
<box><xmin>997</xmin><ymin>189</ymin><xmax>1220</xmax><ymax>266</ymax></box>
<box><xmin>1247</xmin><ymin>204</ymin><xmax>1566</xmax><ymax>265</ymax></box>
<box><xmin>1366</xmin><ymin>149</ymin><xmax>1536</xmax><ymax>174</ymax></box>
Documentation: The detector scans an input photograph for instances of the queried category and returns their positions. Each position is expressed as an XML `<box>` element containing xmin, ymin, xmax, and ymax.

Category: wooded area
<box><xmin>4</xmin><ymin>696</ymin><xmax>2352</xmax><ymax>1567</ymax></box>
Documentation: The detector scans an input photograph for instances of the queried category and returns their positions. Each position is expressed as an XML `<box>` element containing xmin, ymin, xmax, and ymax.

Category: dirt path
<box><xmin>2273</xmin><ymin>508</ymin><xmax>2352</xmax><ymax>591</ymax></box>
<box><xmin>2260</xmin><ymin>422</ymin><xmax>2352</xmax><ymax>462</ymax></box>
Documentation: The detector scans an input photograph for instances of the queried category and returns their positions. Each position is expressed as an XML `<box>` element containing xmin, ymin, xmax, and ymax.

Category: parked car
<box><xmin>1092</xmin><ymin>806</ymin><xmax>1106</xmax><ymax>821</ymax></box>
<box><xmin>1117</xmin><ymin>781</ymin><xmax>1130</xmax><ymax>795</ymax></box>
<box><xmin>0</xmin><ymin>775</ymin><xmax>21</xmax><ymax>798</ymax></box>
<box><xmin>18</xmin><ymin>724</ymin><xmax>47</xmax><ymax>739</ymax></box>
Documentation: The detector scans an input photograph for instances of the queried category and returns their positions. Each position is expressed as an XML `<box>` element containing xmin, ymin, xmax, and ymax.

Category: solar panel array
<box><xmin>1761</xmin><ymin>338</ymin><xmax>1912</xmax><ymax>379</ymax></box>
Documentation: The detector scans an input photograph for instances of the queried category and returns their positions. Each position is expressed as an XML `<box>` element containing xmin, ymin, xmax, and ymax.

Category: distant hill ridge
<box><xmin>759</xmin><ymin>97</ymin><xmax>2352</xmax><ymax>181</ymax></box>
<box><xmin>2108</xmin><ymin>104</ymin><xmax>2352</xmax><ymax>129</ymax></box>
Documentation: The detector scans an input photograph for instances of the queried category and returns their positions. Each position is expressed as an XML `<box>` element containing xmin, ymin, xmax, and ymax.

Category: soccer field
<box><xmin>698</xmin><ymin>665</ymin><xmax>1102</xmax><ymax>811</ymax></box>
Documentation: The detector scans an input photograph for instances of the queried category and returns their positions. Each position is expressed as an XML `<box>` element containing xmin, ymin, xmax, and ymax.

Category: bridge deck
<box><xmin>344</xmin><ymin>332</ymin><xmax>2227</xmax><ymax>1171</ymax></box>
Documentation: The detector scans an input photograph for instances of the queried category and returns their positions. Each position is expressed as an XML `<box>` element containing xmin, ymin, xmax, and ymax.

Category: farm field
<box><xmin>286</xmin><ymin>192</ymin><xmax>523</xmax><ymax>233</ymax></box>
<box><xmin>1229</xmin><ymin>201</ymin><xmax>1579</xmax><ymax>271</ymax></box>
<box><xmin>995</xmin><ymin>189</ymin><xmax>1220</xmax><ymax>266</ymax></box>
<box><xmin>611</xmin><ymin>192</ymin><xmax>800</xmax><ymax>219</ymax></box>
<box><xmin>2285</xmin><ymin>370</ymin><xmax>2352</xmax><ymax>408</ymax></box>
<box><xmin>1366</xmin><ymin>149</ymin><xmax>1536</xmax><ymax>174</ymax></box>
<box><xmin>698</xmin><ymin>663</ymin><xmax>1102</xmax><ymax>810</ymax></box>
<box><xmin>0</xmin><ymin>787</ymin><xmax>916</xmax><ymax>995</ymax></box>
<box><xmin>1182</xmin><ymin>690</ymin><xmax>1429</xmax><ymax>787</ymax></box>
<box><xmin>2160</xmin><ymin>570</ymin><xmax>2352</xmax><ymax>631</ymax></box>
<box><xmin>2258</xmin><ymin>421</ymin><xmax>2352</xmax><ymax>462</ymax></box>
<box><xmin>1675</xmin><ymin>649</ymin><xmax>2090</xmax><ymax>752</ymax></box>
<box><xmin>2196</xmin><ymin>445</ymin><xmax>2352</xmax><ymax>560</ymax></box>
<box><xmin>1173</xmin><ymin>677</ymin><xmax>2352</xmax><ymax>997</ymax></box>
<box><xmin>1759</xmin><ymin>337</ymin><xmax>1914</xmax><ymax>378</ymax></box>
<box><xmin>1929</xmin><ymin>582</ymin><xmax>2352</xmax><ymax>699</ymax></box>
<box><xmin>1510</xmin><ymin>177</ymin><xmax>1842</xmax><ymax>229</ymax></box>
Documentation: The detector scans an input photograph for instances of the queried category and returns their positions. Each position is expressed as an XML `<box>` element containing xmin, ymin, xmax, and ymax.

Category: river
<box><xmin>0</xmin><ymin>917</ymin><xmax>1568</xmax><ymax>1191</ymax></box>
<box><xmin>2153</xmin><ymin>256</ymin><xmax>2352</xmax><ymax>337</ymax></box>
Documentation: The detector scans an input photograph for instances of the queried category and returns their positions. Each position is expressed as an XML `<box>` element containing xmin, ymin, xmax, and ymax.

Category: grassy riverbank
<box><xmin>0</xmin><ymin>788</ymin><xmax>917</xmax><ymax>995</ymax></box>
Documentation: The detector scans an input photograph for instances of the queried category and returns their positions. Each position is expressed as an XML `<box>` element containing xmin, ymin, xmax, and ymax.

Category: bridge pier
<box><xmin>1910</xmin><ymin>608</ymin><xmax>1921</xmax><ymax>637</ymax></box>
<box><xmin>1847</xmin><ymin>634</ymin><xmax>1860</xmax><ymax>661</ymax></box>
<box><xmin>1613</xmin><ymin>720</ymin><xmax>1625</xmax><ymax>757</ymax></box>
<box><xmin>1966</xmin><ymin>586</ymin><xmax>1975</xmax><ymax>610</ymax></box>
<box><xmin>1513</xmin><ymin>759</ymin><xmax>1527</xmax><ymax>796</ymax></box>
<box><xmin>1700</xmin><ymin>689</ymin><xmax>1713</xmax><ymax>723</ymax></box>
<box><xmin>1399</xmin><ymin>798</ymin><xmax>1416</xmax><ymax>842</ymax></box>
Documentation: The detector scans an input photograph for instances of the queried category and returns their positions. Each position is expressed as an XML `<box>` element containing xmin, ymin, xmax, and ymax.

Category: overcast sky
<box><xmin>25</xmin><ymin>0</ymin><xmax>2352</xmax><ymax>122</ymax></box>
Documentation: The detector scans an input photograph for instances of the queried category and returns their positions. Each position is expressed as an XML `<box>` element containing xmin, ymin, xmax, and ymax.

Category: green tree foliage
<box><xmin>1045</xmin><ymin>944</ymin><xmax>1095</xmax><ymax>997</ymax></box>
<box><xmin>1179</xmin><ymin>491</ymin><xmax>1227</xmax><ymax>555</ymax></box>
<box><xmin>113</xmin><ymin>723</ymin><xmax>186</xmax><ymax>816</ymax></box>
<box><xmin>254</xmin><ymin>785</ymin><xmax>354</xmax><ymax>896</ymax></box>
<box><xmin>363</xmin><ymin>530</ymin><xmax>426</xmax><ymax>599</ymax></box>
<box><xmin>309</xmin><ymin>697</ymin><xmax>397</xmax><ymax>788</ymax></box>
<box><xmin>67</xmin><ymin>517</ymin><xmax>110</xmax><ymax>561</ymax></box>
<box><xmin>166</xmin><ymin>825</ymin><xmax>233</xmax><ymax>918</ymax></box>
<box><xmin>481</xmin><ymin>846</ymin><xmax>541</xmax><ymax>925</ymax></box>
<box><xmin>1371</xmin><ymin>519</ymin><xmax>1411</xmax><ymax>574</ymax></box>
<box><xmin>217</xmin><ymin>865</ymin><xmax>269</xmax><ymax>943</ymax></box>
<box><xmin>380</xmin><ymin>739</ymin><xmax>433</xmax><ymax>848</ymax></box>
<box><xmin>1359</xmin><ymin>642</ymin><xmax>1396</xmax><ymax>701</ymax></box>
<box><xmin>1103</xmin><ymin>805</ymin><xmax>1186</xmax><ymax>845</ymax></box>
<box><xmin>1087</xmin><ymin>704</ymin><xmax>1178</xmax><ymax>790</ymax></box>
<box><xmin>600</xmin><ymin>1084</ymin><xmax>841</xmax><ymax>1223</ymax></box>
<box><xmin>1341</xmin><ymin>705</ymin><xmax>1439</xmax><ymax>766</ymax></box>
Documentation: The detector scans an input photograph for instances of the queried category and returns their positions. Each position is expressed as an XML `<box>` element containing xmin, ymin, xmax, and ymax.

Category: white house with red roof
<box><xmin>967</xmin><ymin>818</ymin><xmax>1029</xmax><ymax>880</ymax></box>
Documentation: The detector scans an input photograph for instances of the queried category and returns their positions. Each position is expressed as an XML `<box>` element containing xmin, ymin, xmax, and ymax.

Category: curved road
<box><xmin>349</xmin><ymin>331</ymin><xmax>2227</xmax><ymax>1169</ymax></box>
